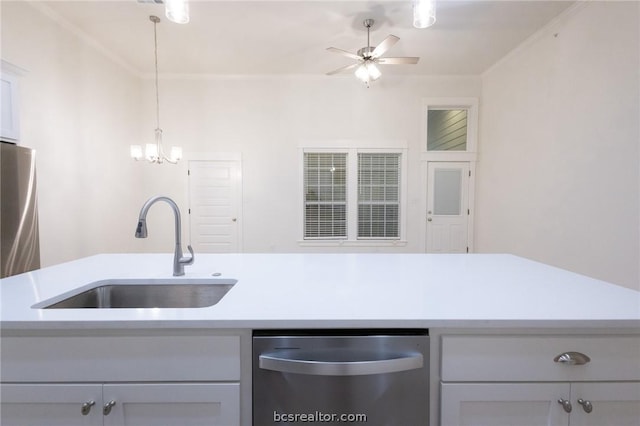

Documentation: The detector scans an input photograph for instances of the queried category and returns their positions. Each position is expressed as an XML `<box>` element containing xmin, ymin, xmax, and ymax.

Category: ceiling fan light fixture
<box><xmin>367</xmin><ymin>62</ymin><xmax>381</xmax><ymax>80</ymax></box>
<box><xmin>355</xmin><ymin>63</ymin><xmax>370</xmax><ymax>82</ymax></box>
<box><xmin>413</xmin><ymin>0</ymin><xmax>436</xmax><ymax>29</ymax></box>
<box><xmin>165</xmin><ymin>0</ymin><xmax>189</xmax><ymax>24</ymax></box>
<box><xmin>326</xmin><ymin>18</ymin><xmax>418</xmax><ymax>85</ymax></box>
<box><xmin>355</xmin><ymin>61</ymin><xmax>381</xmax><ymax>87</ymax></box>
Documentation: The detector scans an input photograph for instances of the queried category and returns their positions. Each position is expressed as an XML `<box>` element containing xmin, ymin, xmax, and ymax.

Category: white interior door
<box><xmin>426</xmin><ymin>162</ymin><xmax>470</xmax><ymax>253</ymax></box>
<box><xmin>188</xmin><ymin>159</ymin><xmax>242</xmax><ymax>253</ymax></box>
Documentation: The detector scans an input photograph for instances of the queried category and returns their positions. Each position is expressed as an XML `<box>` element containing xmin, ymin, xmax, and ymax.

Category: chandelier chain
<box><xmin>153</xmin><ymin>17</ymin><xmax>161</xmax><ymax>131</ymax></box>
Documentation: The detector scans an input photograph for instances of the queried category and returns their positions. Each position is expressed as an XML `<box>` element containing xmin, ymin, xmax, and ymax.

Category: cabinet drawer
<box><xmin>1</xmin><ymin>334</ymin><xmax>240</xmax><ymax>382</ymax></box>
<box><xmin>441</xmin><ymin>335</ymin><xmax>640</xmax><ymax>382</ymax></box>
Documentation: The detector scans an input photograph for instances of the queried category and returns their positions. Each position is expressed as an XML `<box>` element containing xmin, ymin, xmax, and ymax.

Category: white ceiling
<box><xmin>31</xmin><ymin>0</ymin><xmax>575</xmax><ymax>77</ymax></box>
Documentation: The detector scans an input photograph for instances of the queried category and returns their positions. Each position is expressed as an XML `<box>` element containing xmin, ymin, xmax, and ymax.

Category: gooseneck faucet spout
<box><xmin>135</xmin><ymin>196</ymin><xmax>194</xmax><ymax>276</ymax></box>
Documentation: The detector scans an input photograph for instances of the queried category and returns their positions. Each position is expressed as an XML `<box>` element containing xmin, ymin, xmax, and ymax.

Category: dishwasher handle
<box><xmin>259</xmin><ymin>352</ymin><xmax>423</xmax><ymax>376</ymax></box>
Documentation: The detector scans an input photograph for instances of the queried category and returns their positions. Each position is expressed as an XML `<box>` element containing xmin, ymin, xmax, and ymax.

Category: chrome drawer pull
<box><xmin>578</xmin><ymin>398</ymin><xmax>593</xmax><ymax>413</ymax></box>
<box><xmin>103</xmin><ymin>400</ymin><xmax>116</xmax><ymax>415</ymax></box>
<box><xmin>553</xmin><ymin>351</ymin><xmax>591</xmax><ymax>365</ymax></box>
<box><xmin>558</xmin><ymin>398</ymin><xmax>572</xmax><ymax>413</ymax></box>
<box><xmin>81</xmin><ymin>400</ymin><xmax>95</xmax><ymax>415</ymax></box>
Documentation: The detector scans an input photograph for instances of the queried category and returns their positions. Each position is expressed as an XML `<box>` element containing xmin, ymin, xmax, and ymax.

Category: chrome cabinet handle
<box><xmin>558</xmin><ymin>398</ymin><xmax>572</xmax><ymax>413</ymax></box>
<box><xmin>81</xmin><ymin>400</ymin><xmax>95</xmax><ymax>415</ymax></box>
<box><xmin>103</xmin><ymin>400</ymin><xmax>116</xmax><ymax>416</ymax></box>
<box><xmin>577</xmin><ymin>398</ymin><xmax>593</xmax><ymax>413</ymax></box>
<box><xmin>259</xmin><ymin>352</ymin><xmax>423</xmax><ymax>376</ymax></box>
<box><xmin>553</xmin><ymin>351</ymin><xmax>591</xmax><ymax>365</ymax></box>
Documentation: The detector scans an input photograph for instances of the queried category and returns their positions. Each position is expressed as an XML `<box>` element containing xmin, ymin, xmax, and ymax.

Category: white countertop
<box><xmin>1</xmin><ymin>253</ymin><xmax>639</xmax><ymax>330</ymax></box>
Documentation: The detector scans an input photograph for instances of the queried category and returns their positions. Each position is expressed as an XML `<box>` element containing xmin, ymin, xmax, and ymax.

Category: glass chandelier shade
<box><xmin>354</xmin><ymin>61</ymin><xmax>381</xmax><ymax>87</ymax></box>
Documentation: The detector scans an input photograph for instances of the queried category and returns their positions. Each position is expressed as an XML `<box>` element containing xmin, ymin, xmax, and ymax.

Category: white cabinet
<box><xmin>570</xmin><ymin>382</ymin><xmax>640</xmax><ymax>426</ymax></box>
<box><xmin>441</xmin><ymin>382</ymin><xmax>640</xmax><ymax>426</ymax></box>
<box><xmin>0</xmin><ymin>333</ymin><xmax>242</xmax><ymax>426</ymax></box>
<box><xmin>439</xmin><ymin>335</ymin><xmax>640</xmax><ymax>426</ymax></box>
<box><xmin>1</xmin><ymin>383</ymin><xmax>239</xmax><ymax>426</ymax></box>
<box><xmin>103</xmin><ymin>383</ymin><xmax>239</xmax><ymax>426</ymax></box>
<box><xmin>1</xmin><ymin>384</ymin><xmax>103</xmax><ymax>426</ymax></box>
<box><xmin>441</xmin><ymin>383</ymin><xmax>569</xmax><ymax>426</ymax></box>
<box><xmin>0</xmin><ymin>69</ymin><xmax>20</xmax><ymax>142</ymax></box>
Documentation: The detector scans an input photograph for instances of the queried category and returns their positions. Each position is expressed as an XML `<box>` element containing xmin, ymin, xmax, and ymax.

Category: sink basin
<box><xmin>33</xmin><ymin>278</ymin><xmax>237</xmax><ymax>309</ymax></box>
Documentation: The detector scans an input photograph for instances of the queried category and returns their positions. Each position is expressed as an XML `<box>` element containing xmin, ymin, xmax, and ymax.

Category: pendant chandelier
<box><xmin>130</xmin><ymin>15</ymin><xmax>182</xmax><ymax>164</ymax></box>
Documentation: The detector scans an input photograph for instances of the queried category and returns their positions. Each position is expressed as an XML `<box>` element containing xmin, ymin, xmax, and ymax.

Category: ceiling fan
<box><xmin>326</xmin><ymin>19</ymin><xmax>419</xmax><ymax>87</ymax></box>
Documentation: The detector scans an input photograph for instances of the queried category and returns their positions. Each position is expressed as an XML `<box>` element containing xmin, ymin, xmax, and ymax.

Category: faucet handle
<box><xmin>180</xmin><ymin>245</ymin><xmax>195</xmax><ymax>265</ymax></box>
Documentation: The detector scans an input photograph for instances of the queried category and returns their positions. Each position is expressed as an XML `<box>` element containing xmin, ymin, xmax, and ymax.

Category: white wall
<box><xmin>476</xmin><ymin>2</ymin><xmax>640</xmax><ymax>290</ymax></box>
<box><xmin>136</xmin><ymin>75</ymin><xmax>481</xmax><ymax>253</ymax></box>
<box><xmin>1</xmin><ymin>1</ymin><xmax>143</xmax><ymax>266</ymax></box>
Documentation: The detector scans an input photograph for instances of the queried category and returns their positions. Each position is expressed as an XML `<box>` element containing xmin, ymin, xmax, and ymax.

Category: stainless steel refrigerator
<box><xmin>1</xmin><ymin>141</ymin><xmax>40</xmax><ymax>278</ymax></box>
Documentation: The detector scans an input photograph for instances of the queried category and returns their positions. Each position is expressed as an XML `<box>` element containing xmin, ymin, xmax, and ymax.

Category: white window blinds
<box><xmin>304</xmin><ymin>153</ymin><xmax>347</xmax><ymax>238</ymax></box>
<box><xmin>357</xmin><ymin>153</ymin><xmax>400</xmax><ymax>238</ymax></box>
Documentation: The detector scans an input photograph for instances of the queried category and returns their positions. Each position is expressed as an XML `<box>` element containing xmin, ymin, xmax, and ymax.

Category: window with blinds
<box><xmin>304</xmin><ymin>153</ymin><xmax>347</xmax><ymax>238</ymax></box>
<box><xmin>357</xmin><ymin>153</ymin><xmax>400</xmax><ymax>238</ymax></box>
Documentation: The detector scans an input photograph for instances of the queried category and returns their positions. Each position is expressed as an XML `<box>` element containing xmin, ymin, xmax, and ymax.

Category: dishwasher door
<box><xmin>253</xmin><ymin>330</ymin><xmax>429</xmax><ymax>426</ymax></box>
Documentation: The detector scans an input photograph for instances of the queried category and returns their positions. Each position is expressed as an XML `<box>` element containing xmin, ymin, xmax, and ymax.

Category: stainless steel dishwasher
<box><xmin>253</xmin><ymin>329</ymin><xmax>429</xmax><ymax>425</ymax></box>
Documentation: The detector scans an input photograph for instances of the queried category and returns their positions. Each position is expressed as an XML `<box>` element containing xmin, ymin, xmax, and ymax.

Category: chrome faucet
<box><xmin>135</xmin><ymin>196</ymin><xmax>194</xmax><ymax>276</ymax></box>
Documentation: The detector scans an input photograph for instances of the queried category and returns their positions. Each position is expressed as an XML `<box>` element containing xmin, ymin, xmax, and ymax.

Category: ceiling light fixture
<box><xmin>354</xmin><ymin>61</ymin><xmax>382</xmax><ymax>88</ymax></box>
<box><xmin>164</xmin><ymin>0</ymin><xmax>189</xmax><ymax>24</ymax></box>
<box><xmin>326</xmin><ymin>19</ymin><xmax>419</xmax><ymax>87</ymax></box>
<box><xmin>353</xmin><ymin>20</ymin><xmax>382</xmax><ymax>88</ymax></box>
<box><xmin>131</xmin><ymin>15</ymin><xmax>182</xmax><ymax>165</ymax></box>
<box><xmin>413</xmin><ymin>0</ymin><xmax>436</xmax><ymax>29</ymax></box>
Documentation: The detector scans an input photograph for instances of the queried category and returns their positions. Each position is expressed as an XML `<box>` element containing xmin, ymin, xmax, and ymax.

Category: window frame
<box><xmin>299</xmin><ymin>146</ymin><xmax>407</xmax><ymax>247</ymax></box>
<box><xmin>421</xmin><ymin>97</ymin><xmax>479</xmax><ymax>161</ymax></box>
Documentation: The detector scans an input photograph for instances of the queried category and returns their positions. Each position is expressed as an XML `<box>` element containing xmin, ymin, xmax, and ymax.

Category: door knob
<box><xmin>427</xmin><ymin>218</ymin><xmax>432</xmax><ymax>222</ymax></box>
<box><xmin>103</xmin><ymin>400</ymin><xmax>116</xmax><ymax>415</ymax></box>
<box><xmin>81</xmin><ymin>400</ymin><xmax>95</xmax><ymax>415</ymax></box>
<box><xmin>577</xmin><ymin>398</ymin><xmax>593</xmax><ymax>413</ymax></box>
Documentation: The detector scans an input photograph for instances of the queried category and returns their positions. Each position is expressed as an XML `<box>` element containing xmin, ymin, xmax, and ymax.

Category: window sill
<box><xmin>297</xmin><ymin>240</ymin><xmax>408</xmax><ymax>248</ymax></box>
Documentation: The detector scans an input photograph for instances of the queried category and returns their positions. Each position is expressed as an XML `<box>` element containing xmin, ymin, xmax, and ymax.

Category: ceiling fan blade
<box><xmin>371</xmin><ymin>35</ymin><xmax>399</xmax><ymax>58</ymax></box>
<box><xmin>326</xmin><ymin>63</ymin><xmax>359</xmax><ymax>76</ymax></box>
<box><xmin>326</xmin><ymin>47</ymin><xmax>362</xmax><ymax>61</ymax></box>
<box><xmin>377</xmin><ymin>57</ymin><xmax>420</xmax><ymax>65</ymax></box>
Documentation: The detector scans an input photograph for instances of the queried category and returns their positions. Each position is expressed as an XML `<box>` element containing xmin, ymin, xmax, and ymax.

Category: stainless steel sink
<box><xmin>32</xmin><ymin>278</ymin><xmax>237</xmax><ymax>309</ymax></box>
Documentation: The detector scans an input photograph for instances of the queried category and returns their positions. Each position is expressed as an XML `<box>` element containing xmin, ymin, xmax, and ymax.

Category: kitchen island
<box><xmin>1</xmin><ymin>253</ymin><xmax>639</xmax><ymax>425</ymax></box>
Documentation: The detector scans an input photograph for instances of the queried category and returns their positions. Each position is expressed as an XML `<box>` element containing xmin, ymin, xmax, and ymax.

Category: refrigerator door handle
<box><xmin>259</xmin><ymin>352</ymin><xmax>423</xmax><ymax>376</ymax></box>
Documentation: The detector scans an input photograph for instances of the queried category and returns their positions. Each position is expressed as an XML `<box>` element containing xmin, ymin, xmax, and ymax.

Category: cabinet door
<box><xmin>1</xmin><ymin>384</ymin><xmax>103</xmax><ymax>426</ymax></box>
<box><xmin>441</xmin><ymin>383</ymin><xmax>570</xmax><ymax>426</ymax></box>
<box><xmin>0</xmin><ymin>72</ymin><xmax>19</xmax><ymax>142</ymax></box>
<box><xmin>570</xmin><ymin>382</ymin><xmax>640</xmax><ymax>426</ymax></box>
<box><xmin>102</xmin><ymin>383</ymin><xmax>240</xmax><ymax>426</ymax></box>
